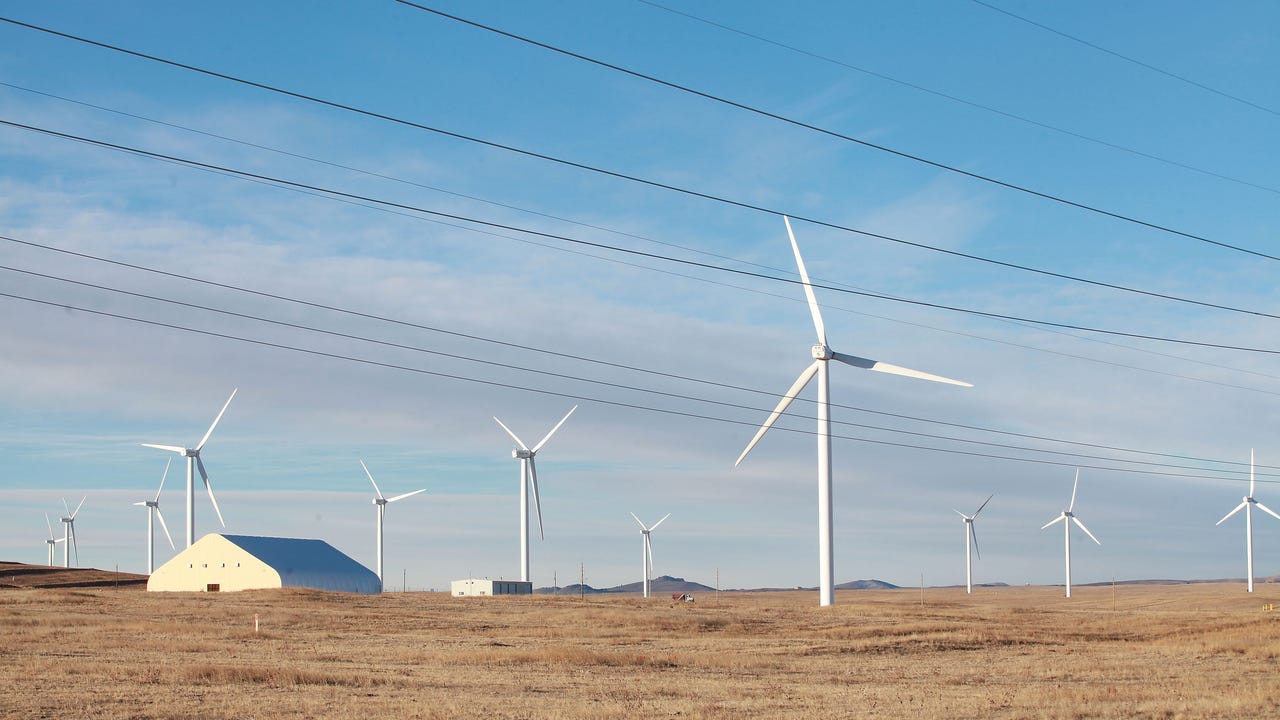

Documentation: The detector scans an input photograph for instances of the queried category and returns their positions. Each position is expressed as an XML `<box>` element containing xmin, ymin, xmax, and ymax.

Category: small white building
<box><xmin>148</xmin><ymin>534</ymin><xmax>381</xmax><ymax>594</ymax></box>
<box><xmin>451</xmin><ymin>578</ymin><xmax>532</xmax><ymax>597</ymax></box>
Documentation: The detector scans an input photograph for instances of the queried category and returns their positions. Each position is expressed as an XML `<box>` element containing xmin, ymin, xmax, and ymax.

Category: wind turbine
<box><xmin>956</xmin><ymin>494</ymin><xmax>992</xmax><ymax>594</ymax></box>
<box><xmin>734</xmin><ymin>216</ymin><xmax>971</xmax><ymax>607</ymax></box>
<box><xmin>43</xmin><ymin>513</ymin><xmax>64</xmax><ymax>566</ymax></box>
<box><xmin>1216</xmin><ymin>449</ymin><xmax>1280</xmax><ymax>592</ymax></box>
<box><xmin>133</xmin><ymin>458</ymin><xmax>176</xmax><ymax>574</ymax></box>
<box><xmin>141</xmin><ymin>388</ymin><xmax>236</xmax><ymax>547</ymax></box>
<box><xmin>360</xmin><ymin>459</ymin><xmax>426</xmax><ymax>587</ymax></box>
<box><xmin>59</xmin><ymin>496</ymin><xmax>86</xmax><ymax>568</ymax></box>
<box><xmin>494</xmin><ymin>405</ymin><xmax>577</xmax><ymax>583</ymax></box>
<box><xmin>1040</xmin><ymin>469</ymin><xmax>1100</xmax><ymax>598</ymax></box>
<box><xmin>630</xmin><ymin>512</ymin><xmax>670</xmax><ymax>599</ymax></box>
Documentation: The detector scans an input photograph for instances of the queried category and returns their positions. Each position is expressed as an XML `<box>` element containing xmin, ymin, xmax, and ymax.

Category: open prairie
<box><xmin>3</xmin><ymin>580</ymin><xmax>1278</xmax><ymax>719</ymax></box>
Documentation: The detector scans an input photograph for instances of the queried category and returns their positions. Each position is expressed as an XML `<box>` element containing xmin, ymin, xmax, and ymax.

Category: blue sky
<box><xmin>2</xmin><ymin>1</ymin><xmax>1279</xmax><ymax>594</ymax></box>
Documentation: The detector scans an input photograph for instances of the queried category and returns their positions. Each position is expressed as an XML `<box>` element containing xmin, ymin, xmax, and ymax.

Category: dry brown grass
<box><xmin>2</xmin><ymin>582</ymin><xmax>1278</xmax><ymax>718</ymax></box>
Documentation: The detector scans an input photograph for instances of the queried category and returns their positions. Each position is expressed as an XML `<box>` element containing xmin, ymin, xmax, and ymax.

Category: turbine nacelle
<box><xmin>811</xmin><ymin>343</ymin><xmax>833</xmax><ymax>360</ymax></box>
<box><xmin>513</xmin><ymin>448</ymin><xmax>534</xmax><ymax>460</ymax></box>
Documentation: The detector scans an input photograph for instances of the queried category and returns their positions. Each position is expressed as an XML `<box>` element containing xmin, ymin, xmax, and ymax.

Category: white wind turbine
<box><xmin>630</xmin><ymin>512</ymin><xmax>671</xmax><ymax>599</ymax></box>
<box><xmin>360</xmin><ymin>459</ymin><xmax>426</xmax><ymax>587</ymax></box>
<box><xmin>1216</xmin><ymin>449</ymin><xmax>1280</xmax><ymax>593</ymax></box>
<box><xmin>59</xmin><ymin>496</ymin><xmax>86</xmax><ymax>568</ymax></box>
<box><xmin>133</xmin><ymin>458</ymin><xmax>176</xmax><ymax>574</ymax></box>
<box><xmin>735</xmin><ymin>216</ymin><xmax>971</xmax><ymax>607</ymax></box>
<box><xmin>43</xmin><ymin>513</ymin><xmax>64</xmax><ymax>566</ymax></box>
<box><xmin>141</xmin><ymin>389</ymin><xmax>236</xmax><ymax>547</ymax></box>
<box><xmin>494</xmin><ymin>405</ymin><xmax>577</xmax><ymax>583</ymax></box>
<box><xmin>956</xmin><ymin>494</ymin><xmax>992</xmax><ymax>594</ymax></box>
<box><xmin>1040</xmin><ymin>469</ymin><xmax>1100</xmax><ymax>598</ymax></box>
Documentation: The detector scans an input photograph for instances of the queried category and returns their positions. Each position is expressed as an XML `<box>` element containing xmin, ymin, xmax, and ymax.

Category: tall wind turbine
<box><xmin>141</xmin><ymin>388</ymin><xmax>236</xmax><ymax>547</ymax></box>
<box><xmin>59</xmin><ymin>496</ymin><xmax>86</xmax><ymax>568</ymax></box>
<box><xmin>956</xmin><ymin>494</ymin><xmax>992</xmax><ymax>594</ymax></box>
<box><xmin>360</xmin><ymin>459</ymin><xmax>426</xmax><ymax>587</ymax></box>
<box><xmin>133</xmin><ymin>458</ymin><xmax>176</xmax><ymax>574</ymax></box>
<box><xmin>1216</xmin><ymin>449</ymin><xmax>1280</xmax><ymax>592</ymax></box>
<box><xmin>735</xmin><ymin>217</ymin><xmax>971</xmax><ymax>607</ymax></box>
<box><xmin>494</xmin><ymin>405</ymin><xmax>577</xmax><ymax>583</ymax></box>
<box><xmin>1040</xmin><ymin>470</ymin><xmax>1100</xmax><ymax>598</ymax></box>
<box><xmin>44</xmin><ymin>513</ymin><xmax>64</xmax><ymax>566</ymax></box>
<box><xmin>630</xmin><ymin>512</ymin><xmax>670</xmax><ymax>599</ymax></box>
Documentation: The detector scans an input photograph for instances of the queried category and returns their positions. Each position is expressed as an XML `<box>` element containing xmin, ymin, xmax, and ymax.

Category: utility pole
<box><xmin>579</xmin><ymin>562</ymin><xmax>585</xmax><ymax>599</ymax></box>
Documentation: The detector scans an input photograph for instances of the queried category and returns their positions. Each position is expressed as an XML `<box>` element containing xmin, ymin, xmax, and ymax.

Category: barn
<box><xmin>148</xmin><ymin>534</ymin><xmax>381</xmax><ymax>594</ymax></box>
<box><xmin>451</xmin><ymin>578</ymin><xmax>532</xmax><ymax>596</ymax></box>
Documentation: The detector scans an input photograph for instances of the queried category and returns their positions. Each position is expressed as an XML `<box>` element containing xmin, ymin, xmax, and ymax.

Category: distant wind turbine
<box><xmin>735</xmin><ymin>216</ymin><xmax>971</xmax><ymax>607</ymax></box>
<box><xmin>44</xmin><ymin>513</ymin><xmax>64</xmax><ymax>566</ymax></box>
<box><xmin>141</xmin><ymin>389</ymin><xmax>236</xmax><ymax>547</ymax></box>
<box><xmin>956</xmin><ymin>494</ymin><xmax>992</xmax><ymax>594</ymax></box>
<box><xmin>133</xmin><ymin>458</ymin><xmax>176</xmax><ymax>574</ymax></box>
<box><xmin>1216</xmin><ymin>449</ymin><xmax>1280</xmax><ymax>593</ymax></box>
<box><xmin>360</xmin><ymin>459</ymin><xmax>426</xmax><ymax>587</ymax></box>
<box><xmin>1040</xmin><ymin>470</ymin><xmax>1100</xmax><ymax>598</ymax></box>
<box><xmin>59</xmin><ymin>496</ymin><xmax>86</xmax><ymax>568</ymax></box>
<box><xmin>494</xmin><ymin>406</ymin><xmax>577</xmax><ymax>583</ymax></box>
<box><xmin>630</xmin><ymin>512</ymin><xmax>670</xmax><ymax>599</ymax></box>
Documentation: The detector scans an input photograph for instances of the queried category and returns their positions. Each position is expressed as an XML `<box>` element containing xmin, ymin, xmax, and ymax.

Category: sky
<box><xmin>2</xmin><ymin>1</ymin><xmax>1279</xmax><ymax>595</ymax></box>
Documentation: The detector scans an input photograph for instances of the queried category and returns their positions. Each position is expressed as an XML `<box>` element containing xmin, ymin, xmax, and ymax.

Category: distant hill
<box><xmin>835</xmin><ymin>579</ymin><xmax>899</xmax><ymax>590</ymax></box>
<box><xmin>536</xmin><ymin>575</ymin><xmax>713</xmax><ymax>595</ymax></box>
<box><xmin>0</xmin><ymin>561</ymin><xmax>148</xmax><ymax>590</ymax></box>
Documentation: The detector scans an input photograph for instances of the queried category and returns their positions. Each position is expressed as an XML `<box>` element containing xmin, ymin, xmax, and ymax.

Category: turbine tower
<box><xmin>133</xmin><ymin>458</ymin><xmax>176</xmax><ymax>574</ymax></box>
<box><xmin>630</xmin><ymin>512</ymin><xmax>670</xmax><ymax>599</ymax></box>
<box><xmin>141</xmin><ymin>388</ymin><xmax>236</xmax><ymax>547</ymax></box>
<box><xmin>735</xmin><ymin>217</ymin><xmax>971</xmax><ymax>607</ymax></box>
<box><xmin>44</xmin><ymin>514</ymin><xmax>64</xmax><ymax>566</ymax></box>
<box><xmin>494</xmin><ymin>405</ymin><xmax>577</xmax><ymax>583</ymax></box>
<box><xmin>59</xmin><ymin>496</ymin><xmax>86</xmax><ymax>568</ymax></box>
<box><xmin>956</xmin><ymin>494</ymin><xmax>992</xmax><ymax>594</ymax></box>
<box><xmin>360</xmin><ymin>459</ymin><xmax>426</xmax><ymax>587</ymax></box>
<box><xmin>1216</xmin><ymin>449</ymin><xmax>1280</xmax><ymax>592</ymax></box>
<box><xmin>1040</xmin><ymin>469</ymin><xmax>1100</xmax><ymax>598</ymax></box>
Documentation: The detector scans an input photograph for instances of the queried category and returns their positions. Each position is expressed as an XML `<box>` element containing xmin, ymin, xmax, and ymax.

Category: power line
<box><xmin>6</xmin><ymin>118</ymin><xmax>1280</xmax><ymax>357</ymax></box>
<box><xmin>968</xmin><ymin>0</ymin><xmax>1280</xmax><ymax>119</ymax></box>
<box><xmin>5</xmin><ymin>232</ymin><xmax>1275</xmax><ymax>471</ymax></box>
<box><xmin>2</xmin><ymin>14</ymin><xmax>1277</xmax><ymax>290</ymax></box>
<box><xmin>0</xmin><ymin>288</ymin><xmax>1267</xmax><ymax>485</ymax></box>
<box><xmin>389</xmin><ymin>1</ymin><xmax>1279</xmax><ymax>262</ymax></box>
<box><xmin>636</xmin><ymin>0</ymin><xmax>1280</xmax><ymax>196</ymax></box>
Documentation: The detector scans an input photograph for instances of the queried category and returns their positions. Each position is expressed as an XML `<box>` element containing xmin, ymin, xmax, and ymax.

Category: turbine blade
<box><xmin>784</xmin><ymin>215</ymin><xmax>826</xmax><ymax>347</ymax></box>
<box><xmin>646</xmin><ymin>535</ymin><xmax>655</xmax><ymax>575</ymax></box>
<box><xmin>1069</xmin><ymin>469</ymin><xmax>1080</xmax><ymax>512</ymax></box>
<box><xmin>141</xmin><ymin>443</ymin><xmax>187</xmax><ymax>454</ymax></box>
<box><xmin>830</xmin><ymin>351</ymin><xmax>971</xmax><ymax>387</ymax></box>
<box><xmin>196</xmin><ymin>388</ymin><xmax>237</xmax><ymax>451</ymax></box>
<box><xmin>1072</xmin><ymin>516</ymin><xmax>1101</xmax><ymax>545</ymax></box>
<box><xmin>973</xmin><ymin>494</ymin><xmax>994</xmax><ymax>518</ymax></box>
<box><xmin>630</xmin><ymin>512</ymin><xmax>646</xmax><ymax>530</ymax></box>
<box><xmin>360</xmin><ymin>459</ymin><xmax>384</xmax><ymax>500</ymax></box>
<box><xmin>155</xmin><ymin>457</ymin><xmax>172</xmax><ymax>502</ymax></box>
<box><xmin>155</xmin><ymin>507</ymin><xmax>176</xmax><ymax>550</ymax></box>
<box><xmin>71</xmin><ymin>496</ymin><xmax>87</xmax><ymax>519</ymax></box>
<box><xmin>734</xmin><ymin>360</ymin><xmax>821</xmax><ymax>466</ymax></box>
<box><xmin>62</xmin><ymin>497</ymin><xmax>70</xmax><ymax>515</ymax></box>
<box><xmin>493</xmin><ymin>416</ymin><xmax>529</xmax><ymax>451</ymax></box>
<box><xmin>1041</xmin><ymin>514</ymin><xmax>1065</xmax><ymax>530</ymax></box>
<box><xmin>132</xmin><ymin>501</ymin><xmax>146</xmax><ymax>507</ymax></box>
<box><xmin>953</xmin><ymin>509</ymin><xmax>968</xmax><ymax>519</ymax></box>
<box><xmin>45</xmin><ymin>513</ymin><xmax>54</xmax><ymax>539</ymax></box>
<box><xmin>1216</xmin><ymin>502</ymin><xmax>1247</xmax><ymax>526</ymax></box>
<box><xmin>971</xmin><ymin>524</ymin><xmax>981</xmax><ymax>560</ymax></box>
<box><xmin>531</xmin><ymin>405</ymin><xmax>578</xmax><ymax>453</ymax></box>
<box><xmin>386</xmin><ymin>488</ymin><xmax>427</xmax><ymax>503</ymax></box>
<box><xmin>197</xmin><ymin>456</ymin><xmax>226</xmax><ymax>528</ymax></box>
<box><xmin>71</xmin><ymin>525</ymin><xmax>78</xmax><ymax>566</ymax></box>
<box><xmin>529</xmin><ymin>457</ymin><xmax>545</xmax><ymax>540</ymax></box>
<box><xmin>650</xmin><ymin>513</ymin><xmax>671</xmax><ymax>531</ymax></box>
<box><xmin>1254</xmin><ymin>501</ymin><xmax>1280</xmax><ymax>522</ymax></box>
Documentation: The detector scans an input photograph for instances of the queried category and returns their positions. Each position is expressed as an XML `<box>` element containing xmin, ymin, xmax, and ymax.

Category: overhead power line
<box><xmin>389</xmin><ymin>1</ymin><xmax>1278</xmax><ymax>262</ymax></box>
<box><xmin>6</xmin><ymin>117</ymin><xmax>1280</xmax><ymax>357</ymax></box>
<box><xmin>636</xmin><ymin>0</ymin><xmax>1280</xmax><ymax>196</ymax></box>
<box><xmin>6</xmin><ymin>232</ymin><xmax>1276</xmax><ymax>470</ymax></box>
<box><xmin>968</xmin><ymin>0</ymin><xmax>1280</xmax><ymax>119</ymax></box>
<box><xmin>0</xmin><ymin>287</ymin><xmax>1269</xmax><ymax>485</ymax></box>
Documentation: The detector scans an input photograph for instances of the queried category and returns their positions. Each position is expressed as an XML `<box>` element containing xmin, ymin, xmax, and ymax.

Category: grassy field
<box><xmin>3</xmin><ymin>577</ymin><xmax>1278</xmax><ymax>719</ymax></box>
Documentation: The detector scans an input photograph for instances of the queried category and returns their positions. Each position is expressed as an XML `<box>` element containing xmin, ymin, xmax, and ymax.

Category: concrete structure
<box><xmin>148</xmin><ymin>534</ymin><xmax>380</xmax><ymax>594</ymax></box>
<box><xmin>451</xmin><ymin>578</ymin><xmax>532</xmax><ymax>597</ymax></box>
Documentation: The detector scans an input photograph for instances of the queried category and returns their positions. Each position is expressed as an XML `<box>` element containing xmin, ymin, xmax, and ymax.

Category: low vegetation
<box><xmin>2</xmin><ymin>579</ymin><xmax>1278</xmax><ymax>718</ymax></box>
